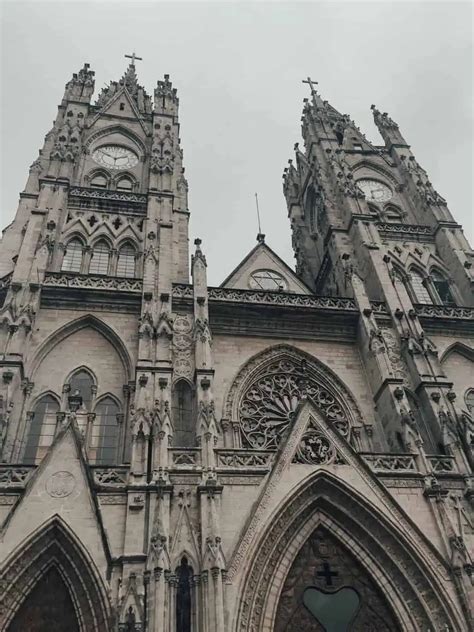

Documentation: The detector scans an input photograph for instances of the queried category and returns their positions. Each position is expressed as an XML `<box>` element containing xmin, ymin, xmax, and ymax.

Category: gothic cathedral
<box><xmin>0</xmin><ymin>61</ymin><xmax>473</xmax><ymax>632</ymax></box>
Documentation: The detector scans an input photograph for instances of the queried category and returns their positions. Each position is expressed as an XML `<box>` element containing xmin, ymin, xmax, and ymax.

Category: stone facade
<box><xmin>0</xmin><ymin>63</ymin><xmax>473</xmax><ymax>632</ymax></box>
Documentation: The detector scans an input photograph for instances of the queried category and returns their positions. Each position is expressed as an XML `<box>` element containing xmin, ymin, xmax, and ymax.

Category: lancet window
<box><xmin>68</xmin><ymin>369</ymin><xmax>95</xmax><ymax>411</ymax></box>
<box><xmin>431</xmin><ymin>270</ymin><xmax>456</xmax><ymax>305</ymax></box>
<box><xmin>172</xmin><ymin>380</ymin><xmax>195</xmax><ymax>447</ymax></box>
<box><xmin>24</xmin><ymin>395</ymin><xmax>59</xmax><ymax>464</ymax></box>
<box><xmin>116</xmin><ymin>243</ymin><xmax>136</xmax><ymax>277</ymax></box>
<box><xmin>89</xmin><ymin>240</ymin><xmax>110</xmax><ymax>275</ymax></box>
<box><xmin>409</xmin><ymin>268</ymin><xmax>432</xmax><ymax>304</ymax></box>
<box><xmin>61</xmin><ymin>239</ymin><xmax>83</xmax><ymax>273</ymax></box>
<box><xmin>465</xmin><ymin>389</ymin><xmax>474</xmax><ymax>415</ymax></box>
<box><xmin>90</xmin><ymin>396</ymin><xmax>120</xmax><ymax>465</ymax></box>
<box><xmin>176</xmin><ymin>557</ymin><xmax>193</xmax><ymax>632</ymax></box>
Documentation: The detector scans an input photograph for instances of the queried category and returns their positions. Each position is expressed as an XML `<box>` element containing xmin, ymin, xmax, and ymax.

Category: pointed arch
<box><xmin>84</xmin><ymin>124</ymin><xmax>147</xmax><ymax>156</ymax></box>
<box><xmin>352</xmin><ymin>160</ymin><xmax>400</xmax><ymax>186</ymax></box>
<box><xmin>235</xmin><ymin>471</ymin><xmax>463</xmax><ymax>632</ymax></box>
<box><xmin>0</xmin><ymin>516</ymin><xmax>112</xmax><ymax>632</ymax></box>
<box><xmin>29</xmin><ymin>315</ymin><xmax>133</xmax><ymax>382</ymax></box>
<box><xmin>440</xmin><ymin>341</ymin><xmax>474</xmax><ymax>364</ymax></box>
<box><xmin>223</xmin><ymin>344</ymin><xmax>363</xmax><ymax>448</ymax></box>
<box><xmin>62</xmin><ymin>237</ymin><xmax>84</xmax><ymax>273</ymax></box>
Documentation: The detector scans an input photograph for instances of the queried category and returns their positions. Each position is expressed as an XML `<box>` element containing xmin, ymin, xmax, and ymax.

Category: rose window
<box><xmin>239</xmin><ymin>358</ymin><xmax>349</xmax><ymax>450</ymax></box>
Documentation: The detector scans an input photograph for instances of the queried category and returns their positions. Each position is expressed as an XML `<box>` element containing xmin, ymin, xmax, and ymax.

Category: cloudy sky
<box><xmin>1</xmin><ymin>1</ymin><xmax>472</xmax><ymax>285</ymax></box>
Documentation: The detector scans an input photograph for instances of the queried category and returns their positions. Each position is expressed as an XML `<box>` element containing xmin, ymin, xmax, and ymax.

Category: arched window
<box><xmin>176</xmin><ymin>557</ymin><xmax>193</xmax><ymax>632</ymax></box>
<box><xmin>172</xmin><ymin>381</ymin><xmax>195</xmax><ymax>447</ymax></box>
<box><xmin>117</xmin><ymin>243</ymin><xmax>136</xmax><ymax>277</ymax></box>
<box><xmin>465</xmin><ymin>389</ymin><xmax>474</xmax><ymax>415</ymax></box>
<box><xmin>62</xmin><ymin>239</ymin><xmax>83</xmax><ymax>273</ymax></box>
<box><xmin>305</xmin><ymin>187</ymin><xmax>317</xmax><ymax>233</ymax></box>
<box><xmin>116</xmin><ymin>177</ymin><xmax>133</xmax><ymax>191</ymax></box>
<box><xmin>91</xmin><ymin>397</ymin><xmax>120</xmax><ymax>465</ymax></box>
<box><xmin>68</xmin><ymin>369</ymin><xmax>94</xmax><ymax>411</ymax></box>
<box><xmin>409</xmin><ymin>269</ymin><xmax>432</xmax><ymax>304</ymax></box>
<box><xmin>90</xmin><ymin>175</ymin><xmax>108</xmax><ymax>189</ymax></box>
<box><xmin>431</xmin><ymin>270</ymin><xmax>456</xmax><ymax>305</ymax></box>
<box><xmin>384</xmin><ymin>205</ymin><xmax>403</xmax><ymax>223</ymax></box>
<box><xmin>24</xmin><ymin>395</ymin><xmax>59</xmax><ymax>464</ymax></box>
<box><xmin>89</xmin><ymin>241</ymin><xmax>110</xmax><ymax>275</ymax></box>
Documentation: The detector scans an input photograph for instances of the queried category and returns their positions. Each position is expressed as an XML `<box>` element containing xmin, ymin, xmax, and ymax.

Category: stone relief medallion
<box><xmin>174</xmin><ymin>315</ymin><xmax>192</xmax><ymax>334</ymax></box>
<box><xmin>46</xmin><ymin>471</ymin><xmax>76</xmax><ymax>498</ymax></box>
<box><xmin>174</xmin><ymin>333</ymin><xmax>191</xmax><ymax>350</ymax></box>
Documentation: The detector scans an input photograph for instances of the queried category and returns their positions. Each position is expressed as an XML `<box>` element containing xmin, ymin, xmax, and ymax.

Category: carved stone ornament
<box><xmin>293</xmin><ymin>431</ymin><xmax>338</xmax><ymax>465</ymax></box>
<box><xmin>237</xmin><ymin>354</ymin><xmax>352</xmax><ymax>450</ymax></box>
<box><xmin>45</xmin><ymin>471</ymin><xmax>76</xmax><ymax>498</ymax></box>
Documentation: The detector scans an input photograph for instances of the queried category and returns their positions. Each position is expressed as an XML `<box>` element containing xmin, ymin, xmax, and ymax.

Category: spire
<box><xmin>154</xmin><ymin>74</ymin><xmax>179</xmax><ymax>116</ymax></box>
<box><xmin>95</xmin><ymin>55</ymin><xmax>152</xmax><ymax>114</ymax></box>
<box><xmin>371</xmin><ymin>104</ymin><xmax>408</xmax><ymax>148</ymax></box>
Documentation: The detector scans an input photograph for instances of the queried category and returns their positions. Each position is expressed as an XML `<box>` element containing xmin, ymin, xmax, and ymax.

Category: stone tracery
<box><xmin>229</xmin><ymin>347</ymin><xmax>359</xmax><ymax>450</ymax></box>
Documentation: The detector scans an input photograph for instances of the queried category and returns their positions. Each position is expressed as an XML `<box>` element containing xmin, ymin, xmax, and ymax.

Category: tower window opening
<box><xmin>89</xmin><ymin>241</ymin><xmax>110</xmax><ymax>275</ymax></box>
<box><xmin>431</xmin><ymin>270</ymin><xmax>455</xmax><ymax>305</ymax></box>
<box><xmin>116</xmin><ymin>177</ymin><xmax>133</xmax><ymax>191</ymax></box>
<box><xmin>62</xmin><ymin>239</ymin><xmax>83</xmax><ymax>273</ymax></box>
<box><xmin>117</xmin><ymin>244</ymin><xmax>136</xmax><ymax>277</ymax></box>
<box><xmin>90</xmin><ymin>175</ymin><xmax>108</xmax><ymax>189</ymax></box>
<box><xmin>409</xmin><ymin>269</ymin><xmax>432</xmax><ymax>304</ymax></box>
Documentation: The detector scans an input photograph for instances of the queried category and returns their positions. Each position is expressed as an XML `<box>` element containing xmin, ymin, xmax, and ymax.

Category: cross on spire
<box><xmin>302</xmin><ymin>76</ymin><xmax>318</xmax><ymax>95</ymax></box>
<box><xmin>125</xmin><ymin>51</ymin><xmax>143</xmax><ymax>67</ymax></box>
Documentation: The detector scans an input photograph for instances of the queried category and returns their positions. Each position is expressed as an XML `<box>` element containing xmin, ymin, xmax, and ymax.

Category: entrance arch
<box><xmin>236</xmin><ymin>472</ymin><xmax>463</xmax><ymax>631</ymax></box>
<box><xmin>0</xmin><ymin>517</ymin><xmax>112</xmax><ymax>632</ymax></box>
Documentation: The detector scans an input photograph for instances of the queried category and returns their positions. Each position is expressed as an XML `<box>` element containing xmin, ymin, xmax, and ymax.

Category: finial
<box><xmin>194</xmin><ymin>238</ymin><xmax>202</xmax><ymax>250</ymax></box>
<box><xmin>257</xmin><ymin>233</ymin><xmax>266</xmax><ymax>244</ymax></box>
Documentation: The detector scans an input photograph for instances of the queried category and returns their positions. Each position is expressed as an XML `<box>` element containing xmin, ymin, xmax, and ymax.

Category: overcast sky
<box><xmin>1</xmin><ymin>1</ymin><xmax>472</xmax><ymax>285</ymax></box>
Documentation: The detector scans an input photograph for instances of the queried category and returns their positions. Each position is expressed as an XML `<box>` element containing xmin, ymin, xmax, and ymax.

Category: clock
<box><xmin>92</xmin><ymin>145</ymin><xmax>139</xmax><ymax>170</ymax></box>
<box><xmin>249</xmin><ymin>270</ymin><xmax>288</xmax><ymax>291</ymax></box>
<box><xmin>357</xmin><ymin>179</ymin><xmax>392</xmax><ymax>203</ymax></box>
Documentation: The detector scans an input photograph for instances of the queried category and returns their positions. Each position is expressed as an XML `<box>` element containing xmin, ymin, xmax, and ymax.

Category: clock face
<box><xmin>357</xmin><ymin>179</ymin><xmax>392</xmax><ymax>203</ymax></box>
<box><xmin>249</xmin><ymin>270</ymin><xmax>288</xmax><ymax>291</ymax></box>
<box><xmin>92</xmin><ymin>145</ymin><xmax>139</xmax><ymax>170</ymax></box>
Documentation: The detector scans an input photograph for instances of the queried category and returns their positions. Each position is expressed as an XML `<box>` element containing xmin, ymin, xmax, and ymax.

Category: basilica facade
<box><xmin>0</xmin><ymin>61</ymin><xmax>473</xmax><ymax>631</ymax></box>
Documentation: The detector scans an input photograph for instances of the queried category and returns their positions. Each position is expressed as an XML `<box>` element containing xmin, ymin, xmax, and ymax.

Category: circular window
<box><xmin>248</xmin><ymin>270</ymin><xmax>288</xmax><ymax>291</ymax></box>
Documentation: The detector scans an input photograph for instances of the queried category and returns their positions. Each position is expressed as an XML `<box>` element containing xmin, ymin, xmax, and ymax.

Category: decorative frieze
<box><xmin>362</xmin><ymin>453</ymin><xmax>417</xmax><ymax>472</ymax></box>
<box><xmin>92</xmin><ymin>467</ymin><xmax>128</xmax><ymax>487</ymax></box>
<box><xmin>216</xmin><ymin>450</ymin><xmax>274</xmax><ymax>469</ymax></box>
<box><xmin>414</xmin><ymin>304</ymin><xmax>474</xmax><ymax>321</ymax></box>
<box><xmin>0</xmin><ymin>466</ymin><xmax>33</xmax><ymax>488</ymax></box>
<box><xmin>170</xmin><ymin>449</ymin><xmax>199</xmax><ymax>466</ymax></box>
<box><xmin>43</xmin><ymin>272</ymin><xmax>142</xmax><ymax>293</ymax></box>
<box><xmin>172</xmin><ymin>283</ymin><xmax>357</xmax><ymax>311</ymax></box>
<box><xmin>428</xmin><ymin>455</ymin><xmax>457</xmax><ymax>473</ymax></box>
<box><xmin>378</xmin><ymin>222</ymin><xmax>433</xmax><ymax>241</ymax></box>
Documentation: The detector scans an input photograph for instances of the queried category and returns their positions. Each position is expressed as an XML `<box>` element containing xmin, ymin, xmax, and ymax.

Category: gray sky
<box><xmin>1</xmin><ymin>1</ymin><xmax>472</xmax><ymax>285</ymax></box>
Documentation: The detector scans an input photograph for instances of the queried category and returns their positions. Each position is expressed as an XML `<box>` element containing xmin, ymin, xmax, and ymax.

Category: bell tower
<box><xmin>283</xmin><ymin>79</ymin><xmax>474</xmax><ymax>459</ymax></box>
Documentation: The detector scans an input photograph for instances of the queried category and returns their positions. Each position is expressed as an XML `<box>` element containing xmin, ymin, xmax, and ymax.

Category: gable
<box><xmin>221</xmin><ymin>242</ymin><xmax>311</xmax><ymax>294</ymax></box>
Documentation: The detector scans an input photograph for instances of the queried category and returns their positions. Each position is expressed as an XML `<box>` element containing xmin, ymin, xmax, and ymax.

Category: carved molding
<box><xmin>172</xmin><ymin>283</ymin><xmax>357</xmax><ymax>311</ymax></box>
<box><xmin>415</xmin><ymin>304</ymin><xmax>474</xmax><ymax>321</ymax></box>
<box><xmin>43</xmin><ymin>272</ymin><xmax>142</xmax><ymax>293</ymax></box>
